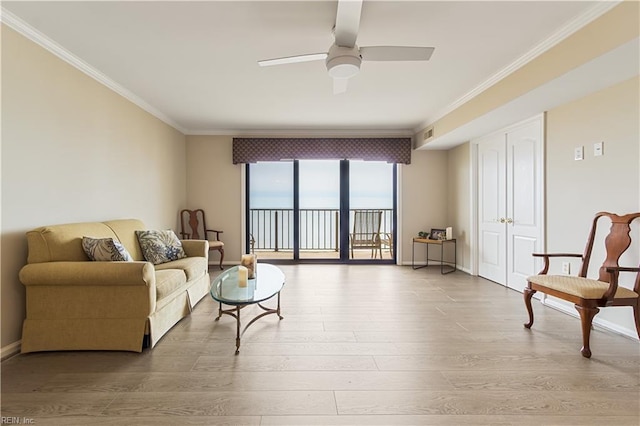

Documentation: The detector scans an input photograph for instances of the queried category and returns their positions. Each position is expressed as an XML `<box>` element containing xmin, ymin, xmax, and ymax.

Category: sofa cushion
<box><xmin>155</xmin><ymin>269</ymin><xmax>187</xmax><ymax>301</ymax></box>
<box><xmin>155</xmin><ymin>256</ymin><xmax>208</xmax><ymax>281</ymax></box>
<box><xmin>82</xmin><ymin>237</ymin><xmax>133</xmax><ymax>262</ymax></box>
<box><xmin>136</xmin><ymin>230</ymin><xmax>187</xmax><ymax>265</ymax></box>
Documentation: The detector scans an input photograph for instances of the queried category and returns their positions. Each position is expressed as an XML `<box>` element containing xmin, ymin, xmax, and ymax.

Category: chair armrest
<box><xmin>180</xmin><ymin>239</ymin><xmax>209</xmax><ymax>258</ymax></box>
<box><xmin>606</xmin><ymin>266</ymin><xmax>640</xmax><ymax>274</ymax></box>
<box><xmin>531</xmin><ymin>253</ymin><xmax>583</xmax><ymax>275</ymax></box>
<box><xmin>19</xmin><ymin>261</ymin><xmax>154</xmax><ymax>287</ymax></box>
<box><xmin>205</xmin><ymin>229</ymin><xmax>223</xmax><ymax>240</ymax></box>
<box><xmin>602</xmin><ymin>266</ymin><xmax>640</xmax><ymax>303</ymax></box>
<box><xmin>532</xmin><ymin>253</ymin><xmax>583</xmax><ymax>258</ymax></box>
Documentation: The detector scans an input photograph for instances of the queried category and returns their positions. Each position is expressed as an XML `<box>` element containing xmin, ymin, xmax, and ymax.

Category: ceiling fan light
<box><xmin>326</xmin><ymin>55</ymin><xmax>361</xmax><ymax>79</ymax></box>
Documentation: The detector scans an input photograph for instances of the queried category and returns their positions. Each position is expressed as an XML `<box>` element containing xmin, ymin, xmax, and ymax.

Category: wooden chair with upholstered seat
<box><xmin>524</xmin><ymin>211</ymin><xmax>640</xmax><ymax>358</ymax></box>
<box><xmin>180</xmin><ymin>209</ymin><xmax>225</xmax><ymax>270</ymax></box>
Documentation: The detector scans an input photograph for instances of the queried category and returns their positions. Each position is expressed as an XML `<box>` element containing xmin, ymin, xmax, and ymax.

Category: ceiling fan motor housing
<box><xmin>326</xmin><ymin>45</ymin><xmax>362</xmax><ymax>79</ymax></box>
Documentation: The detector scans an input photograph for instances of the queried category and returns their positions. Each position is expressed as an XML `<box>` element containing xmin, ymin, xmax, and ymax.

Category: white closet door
<box><xmin>506</xmin><ymin>120</ymin><xmax>543</xmax><ymax>292</ymax></box>
<box><xmin>478</xmin><ymin>133</ymin><xmax>507</xmax><ymax>285</ymax></box>
<box><xmin>475</xmin><ymin>115</ymin><xmax>544</xmax><ymax>290</ymax></box>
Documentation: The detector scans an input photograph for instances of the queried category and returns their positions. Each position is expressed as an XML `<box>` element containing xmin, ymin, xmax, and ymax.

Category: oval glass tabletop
<box><xmin>210</xmin><ymin>263</ymin><xmax>285</xmax><ymax>305</ymax></box>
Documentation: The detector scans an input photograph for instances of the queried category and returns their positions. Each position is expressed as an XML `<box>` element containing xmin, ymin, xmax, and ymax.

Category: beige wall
<box><xmin>545</xmin><ymin>76</ymin><xmax>639</xmax><ymax>333</ymax></box>
<box><xmin>1</xmin><ymin>26</ymin><xmax>187</xmax><ymax>351</ymax></box>
<box><xmin>400</xmin><ymin>150</ymin><xmax>448</xmax><ymax>264</ymax></box>
<box><xmin>446</xmin><ymin>142</ymin><xmax>471</xmax><ymax>272</ymax></box>
<box><xmin>185</xmin><ymin>135</ymin><xmax>243</xmax><ymax>264</ymax></box>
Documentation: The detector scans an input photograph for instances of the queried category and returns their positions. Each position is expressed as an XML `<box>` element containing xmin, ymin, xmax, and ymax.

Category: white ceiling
<box><xmin>1</xmin><ymin>1</ymin><xmax>624</xmax><ymax>139</ymax></box>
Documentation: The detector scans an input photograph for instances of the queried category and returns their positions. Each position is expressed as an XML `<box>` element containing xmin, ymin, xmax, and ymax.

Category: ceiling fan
<box><xmin>257</xmin><ymin>0</ymin><xmax>435</xmax><ymax>94</ymax></box>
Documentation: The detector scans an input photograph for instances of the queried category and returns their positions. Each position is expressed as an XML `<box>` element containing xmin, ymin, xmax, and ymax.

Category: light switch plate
<box><xmin>574</xmin><ymin>146</ymin><xmax>584</xmax><ymax>161</ymax></box>
<box><xmin>594</xmin><ymin>141</ymin><xmax>604</xmax><ymax>156</ymax></box>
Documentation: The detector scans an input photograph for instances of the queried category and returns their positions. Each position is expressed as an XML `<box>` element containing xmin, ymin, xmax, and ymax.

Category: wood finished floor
<box><xmin>1</xmin><ymin>264</ymin><xmax>639</xmax><ymax>425</ymax></box>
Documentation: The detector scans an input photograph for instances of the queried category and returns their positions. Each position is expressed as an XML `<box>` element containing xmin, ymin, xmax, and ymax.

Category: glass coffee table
<box><xmin>210</xmin><ymin>263</ymin><xmax>284</xmax><ymax>354</ymax></box>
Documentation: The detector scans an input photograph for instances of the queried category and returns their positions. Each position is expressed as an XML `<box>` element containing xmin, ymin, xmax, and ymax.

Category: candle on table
<box><xmin>237</xmin><ymin>265</ymin><xmax>248</xmax><ymax>288</ymax></box>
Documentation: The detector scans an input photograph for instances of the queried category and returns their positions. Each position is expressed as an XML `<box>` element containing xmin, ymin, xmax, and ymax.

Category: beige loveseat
<box><xmin>18</xmin><ymin>219</ymin><xmax>210</xmax><ymax>353</ymax></box>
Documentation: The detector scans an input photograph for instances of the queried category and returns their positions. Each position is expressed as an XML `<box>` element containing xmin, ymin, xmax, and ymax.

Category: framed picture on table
<box><xmin>429</xmin><ymin>228</ymin><xmax>446</xmax><ymax>240</ymax></box>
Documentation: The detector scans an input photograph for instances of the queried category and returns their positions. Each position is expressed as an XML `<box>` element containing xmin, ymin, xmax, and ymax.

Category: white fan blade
<box><xmin>360</xmin><ymin>46</ymin><xmax>435</xmax><ymax>61</ymax></box>
<box><xmin>333</xmin><ymin>77</ymin><xmax>349</xmax><ymax>94</ymax></box>
<box><xmin>334</xmin><ymin>0</ymin><xmax>363</xmax><ymax>48</ymax></box>
<box><xmin>258</xmin><ymin>52</ymin><xmax>327</xmax><ymax>67</ymax></box>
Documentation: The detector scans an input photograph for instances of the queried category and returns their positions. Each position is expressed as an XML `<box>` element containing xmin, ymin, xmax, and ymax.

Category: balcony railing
<box><xmin>249</xmin><ymin>208</ymin><xmax>393</xmax><ymax>252</ymax></box>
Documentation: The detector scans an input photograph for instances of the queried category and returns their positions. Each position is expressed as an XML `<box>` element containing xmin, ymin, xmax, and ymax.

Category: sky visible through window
<box><xmin>249</xmin><ymin>160</ymin><xmax>393</xmax><ymax>209</ymax></box>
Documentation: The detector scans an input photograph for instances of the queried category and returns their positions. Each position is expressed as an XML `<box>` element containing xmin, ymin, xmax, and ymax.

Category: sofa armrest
<box><xmin>19</xmin><ymin>261</ymin><xmax>155</xmax><ymax>287</ymax></box>
<box><xmin>181</xmin><ymin>240</ymin><xmax>209</xmax><ymax>259</ymax></box>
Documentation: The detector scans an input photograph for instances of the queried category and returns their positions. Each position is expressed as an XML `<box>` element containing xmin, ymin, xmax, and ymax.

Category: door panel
<box><xmin>299</xmin><ymin>160</ymin><xmax>341</xmax><ymax>260</ymax></box>
<box><xmin>349</xmin><ymin>161</ymin><xmax>395</xmax><ymax>261</ymax></box>
<box><xmin>506</xmin><ymin>120</ymin><xmax>542</xmax><ymax>291</ymax></box>
<box><xmin>481</xmin><ymin>231</ymin><xmax>502</xmax><ymax>267</ymax></box>
<box><xmin>511</xmin><ymin>235</ymin><xmax>537</xmax><ymax>292</ymax></box>
<box><xmin>478</xmin><ymin>134</ymin><xmax>506</xmax><ymax>284</ymax></box>
<box><xmin>248</xmin><ymin>162</ymin><xmax>294</xmax><ymax>260</ymax></box>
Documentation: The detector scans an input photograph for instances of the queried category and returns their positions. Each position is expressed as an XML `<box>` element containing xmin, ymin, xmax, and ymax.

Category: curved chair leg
<box><xmin>217</xmin><ymin>247</ymin><xmax>224</xmax><ymax>270</ymax></box>
<box><xmin>523</xmin><ymin>287</ymin><xmax>537</xmax><ymax>329</ymax></box>
<box><xmin>575</xmin><ymin>305</ymin><xmax>599</xmax><ymax>358</ymax></box>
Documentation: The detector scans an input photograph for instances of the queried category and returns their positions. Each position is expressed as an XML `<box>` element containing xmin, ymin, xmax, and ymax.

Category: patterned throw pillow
<box><xmin>135</xmin><ymin>229</ymin><xmax>187</xmax><ymax>265</ymax></box>
<box><xmin>82</xmin><ymin>237</ymin><xmax>133</xmax><ymax>262</ymax></box>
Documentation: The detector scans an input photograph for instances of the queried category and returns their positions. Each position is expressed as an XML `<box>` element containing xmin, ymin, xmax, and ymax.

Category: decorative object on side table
<box><xmin>446</xmin><ymin>227</ymin><xmax>453</xmax><ymax>240</ymax></box>
<box><xmin>429</xmin><ymin>228</ymin><xmax>446</xmax><ymax>240</ymax></box>
<box><xmin>418</xmin><ymin>231</ymin><xmax>429</xmax><ymax>239</ymax></box>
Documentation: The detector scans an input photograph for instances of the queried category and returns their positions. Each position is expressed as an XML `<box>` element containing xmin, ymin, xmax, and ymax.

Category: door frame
<box><xmin>470</xmin><ymin>113</ymin><xmax>546</xmax><ymax>283</ymax></box>
<box><xmin>244</xmin><ymin>160</ymin><xmax>397</xmax><ymax>264</ymax></box>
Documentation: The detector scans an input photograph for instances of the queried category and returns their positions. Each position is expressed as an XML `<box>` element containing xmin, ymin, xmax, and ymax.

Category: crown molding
<box><xmin>413</xmin><ymin>0</ymin><xmax>622</xmax><ymax>134</ymax></box>
<box><xmin>1</xmin><ymin>7</ymin><xmax>188</xmax><ymax>135</ymax></box>
<box><xmin>186</xmin><ymin>128</ymin><xmax>415</xmax><ymax>137</ymax></box>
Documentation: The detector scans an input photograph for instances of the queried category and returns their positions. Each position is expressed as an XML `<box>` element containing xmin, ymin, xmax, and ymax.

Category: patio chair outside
<box><xmin>350</xmin><ymin>210</ymin><xmax>383</xmax><ymax>259</ymax></box>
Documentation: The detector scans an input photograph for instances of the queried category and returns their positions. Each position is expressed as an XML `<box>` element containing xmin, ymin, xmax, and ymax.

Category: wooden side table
<box><xmin>412</xmin><ymin>238</ymin><xmax>457</xmax><ymax>274</ymax></box>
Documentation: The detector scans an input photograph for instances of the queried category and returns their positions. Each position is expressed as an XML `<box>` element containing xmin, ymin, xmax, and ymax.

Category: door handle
<box><xmin>499</xmin><ymin>218</ymin><xmax>506</xmax><ymax>223</ymax></box>
<box><xmin>506</xmin><ymin>218</ymin><xmax>513</xmax><ymax>224</ymax></box>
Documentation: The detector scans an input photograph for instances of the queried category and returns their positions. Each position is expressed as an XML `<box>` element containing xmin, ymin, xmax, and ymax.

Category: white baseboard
<box><xmin>1</xmin><ymin>340</ymin><xmax>21</xmax><ymax>361</ymax></box>
<box><xmin>543</xmin><ymin>298</ymin><xmax>639</xmax><ymax>341</ymax></box>
<box><xmin>401</xmin><ymin>261</ymin><xmax>470</xmax><ymax>274</ymax></box>
<box><xmin>457</xmin><ymin>265</ymin><xmax>472</xmax><ymax>274</ymax></box>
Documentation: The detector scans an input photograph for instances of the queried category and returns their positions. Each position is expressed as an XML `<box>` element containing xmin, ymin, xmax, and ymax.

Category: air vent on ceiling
<box><xmin>423</xmin><ymin>126</ymin><xmax>434</xmax><ymax>141</ymax></box>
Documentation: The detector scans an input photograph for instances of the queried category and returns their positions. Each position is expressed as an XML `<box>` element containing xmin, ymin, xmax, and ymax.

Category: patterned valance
<box><xmin>232</xmin><ymin>137</ymin><xmax>412</xmax><ymax>164</ymax></box>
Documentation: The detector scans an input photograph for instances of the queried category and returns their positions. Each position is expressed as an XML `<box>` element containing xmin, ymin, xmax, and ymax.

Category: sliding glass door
<box><xmin>247</xmin><ymin>160</ymin><xmax>395</xmax><ymax>263</ymax></box>
<box><xmin>349</xmin><ymin>161</ymin><xmax>395</xmax><ymax>261</ymax></box>
<box><xmin>299</xmin><ymin>160</ymin><xmax>341</xmax><ymax>260</ymax></box>
<box><xmin>247</xmin><ymin>161</ymin><xmax>294</xmax><ymax>260</ymax></box>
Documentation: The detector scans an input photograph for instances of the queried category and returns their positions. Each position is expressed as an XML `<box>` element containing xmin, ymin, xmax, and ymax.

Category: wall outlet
<box><xmin>562</xmin><ymin>262</ymin><xmax>571</xmax><ymax>275</ymax></box>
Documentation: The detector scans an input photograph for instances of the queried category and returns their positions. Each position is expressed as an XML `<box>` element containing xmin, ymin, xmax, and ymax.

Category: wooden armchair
<box><xmin>180</xmin><ymin>209</ymin><xmax>225</xmax><ymax>270</ymax></box>
<box><xmin>524</xmin><ymin>212</ymin><xmax>640</xmax><ymax>358</ymax></box>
